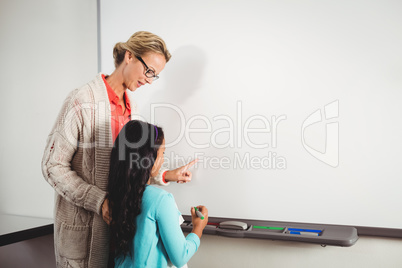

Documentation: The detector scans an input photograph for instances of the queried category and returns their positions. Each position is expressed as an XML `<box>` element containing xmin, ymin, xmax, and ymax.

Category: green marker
<box><xmin>253</xmin><ymin>225</ymin><xmax>284</xmax><ymax>231</ymax></box>
<box><xmin>194</xmin><ymin>207</ymin><xmax>205</xmax><ymax>220</ymax></box>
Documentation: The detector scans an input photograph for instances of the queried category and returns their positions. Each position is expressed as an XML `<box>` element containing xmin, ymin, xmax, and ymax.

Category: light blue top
<box><xmin>115</xmin><ymin>185</ymin><xmax>200</xmax><ymax>268</ymax></box>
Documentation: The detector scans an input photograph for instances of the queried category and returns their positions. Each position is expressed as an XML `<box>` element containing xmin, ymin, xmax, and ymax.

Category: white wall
<box><xmin>0</xmin><ymin>0</ymin><xmax>98</xmax><ymax>218</ymax></box>
<box><xmin>1</xmin><ymin>1</ymin><xmax>401</xmax><ymax>267</ymax></box>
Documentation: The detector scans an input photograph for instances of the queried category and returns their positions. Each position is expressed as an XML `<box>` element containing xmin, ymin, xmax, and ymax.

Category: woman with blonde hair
<box><xmin>42</xmin><ymin>31</ymin><xmax>196</xmax><ymax>268</ymax></box>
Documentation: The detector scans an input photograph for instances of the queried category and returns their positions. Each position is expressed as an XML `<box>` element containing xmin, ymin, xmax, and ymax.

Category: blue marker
<box><xmin>194</xmin><ymin>207</ymin><xmax>204</xmax><ymax>220</ymax></box>
<box><xmin>288</xmin><ymin>228</ymin><xmax>322</xmax><ymax>233</ymax></box>
<box><xmin>289</xmin><ymin>231</ymin><xmax>320</xmax><ymax>236</ymax></box>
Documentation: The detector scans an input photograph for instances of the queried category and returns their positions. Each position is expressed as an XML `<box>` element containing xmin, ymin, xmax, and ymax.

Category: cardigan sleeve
<box><xmin>41</xmin><ymin>89</ymin><xmax>107</xmax><ymax>215</ymax></box>
<box><xmin>150</xmin><ymin>168</ymin><xmax>169</xmax><ymax>186</ymax></box>
<box><xmin>156</xmin><ymin>193</ymin><xmax>200</xmax><ymax>267</ymax></box>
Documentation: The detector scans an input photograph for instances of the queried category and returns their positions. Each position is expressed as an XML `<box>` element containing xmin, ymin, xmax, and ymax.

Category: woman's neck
<box><xmin>105</xmin><ymin>71</ymin><xmax>126</xmax><ymax>101</ymax></box>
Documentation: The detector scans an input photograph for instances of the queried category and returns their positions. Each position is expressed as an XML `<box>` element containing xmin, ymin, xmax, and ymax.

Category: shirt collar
<box><xmin>102</xmin><ymin>74</ymin><xmax>131</xmax><ymax>110</ymax></box>
<box><xmin>102</xmin><ymin>74</ymin><xmax>119</xmax><ymax>105</ymax></box>
<box><xmin>125</xmin><ymin>92</ymin><xmax>131</xmax><ymax>110</ymax></box>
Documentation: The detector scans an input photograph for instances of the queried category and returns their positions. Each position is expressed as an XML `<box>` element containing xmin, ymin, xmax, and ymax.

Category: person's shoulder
<box><xmin>73</xmin><ymin>75</ymin><xmax>101</xmax><ymax>100</ymax></box>
<box><xmin>145</xmin><ymin>186</ymin><xmax>180</xmax><ymax>219</ymax></box>
<box><xmin>67</xmin><ymin>73</ymin><xmax>106</xmax><ymax>102</ymax></box>
<box><xmin>143</xmin><ymin>186</ymin><xmax>174</xmax><ymax>211</ymax></box>
<box><xmin>145</xmin><ymin>185</ymin><xmax>170</xmax><ymax>198</ymax></box>
<box><xmin>63</xmin><ymin>82</ymin><xmax>94</xmax><ymax>106</ymax></box>
<box><xmin>146</xmin><ymin>185</ymin><xmax>175</xmax><ymax>203</ymax></box>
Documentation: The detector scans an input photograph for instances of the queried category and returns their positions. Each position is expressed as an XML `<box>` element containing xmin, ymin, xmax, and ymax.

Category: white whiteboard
<box><xmin>100</xmin><ymin>0</ymin><xmax>402</xmax><ymax>229</ymax></box>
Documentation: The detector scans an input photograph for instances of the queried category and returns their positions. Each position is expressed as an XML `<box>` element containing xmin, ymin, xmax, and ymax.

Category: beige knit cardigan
<box><xmin>42</xmin><ymin>74</ymin><xmax>167</xmax><ymax>268</ymax></box>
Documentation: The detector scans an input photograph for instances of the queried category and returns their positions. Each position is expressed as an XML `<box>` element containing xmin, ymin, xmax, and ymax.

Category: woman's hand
<box><xmin>164</xmin><ymin>159</ymin><xmax>198</xmax><ymax>183</ymax></box>
<box><xmin>102</xmin><ymin>198</ymin><xmax>111</xmax><ymax>225</ymax></box>
<box><xmin>191</xmin><ymin>205</ymin><xmax>208</xmax><ymax>239</ymax></box>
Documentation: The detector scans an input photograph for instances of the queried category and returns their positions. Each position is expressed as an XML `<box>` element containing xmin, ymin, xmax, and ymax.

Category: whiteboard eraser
<box><xmin>219</xmin><ymin>221</ymin><xmax>248</xmax><ymax>230</ymax></box>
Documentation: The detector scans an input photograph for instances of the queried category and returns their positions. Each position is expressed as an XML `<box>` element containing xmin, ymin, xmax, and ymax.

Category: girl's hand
<box><xmin>191</xmin><ymin>205</ymin><xmax>208</xmax><ymax>238</ymax></box>
<box><xmin>102</xmin><ymin>198</ymin><xmax>111</xmax><ymax>225</ymax></box>
<box><xmin>165</xmin><ymin>159</ymin><xmax>198</xmax><ymax>183</ymax></box>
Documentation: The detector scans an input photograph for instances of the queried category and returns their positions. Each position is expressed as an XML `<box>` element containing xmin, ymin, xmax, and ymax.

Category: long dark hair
<box><xmin>108</xmin><ymin>120</ymin><xmax>164</xmax><ymax>260</ymax></box>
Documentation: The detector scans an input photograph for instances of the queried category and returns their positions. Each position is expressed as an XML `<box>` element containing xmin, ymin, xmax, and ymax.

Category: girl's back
<box><xmin>115</xmin><ymin>185</ymin><xmax>200</xmax><ymax>268</ymax></box>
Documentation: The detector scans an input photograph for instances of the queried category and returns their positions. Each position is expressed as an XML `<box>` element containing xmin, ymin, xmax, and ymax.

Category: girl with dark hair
<box><xmin>108</xmin><ymin>120</ymin><xmax>208</xmax><ymax>268</ymax></box>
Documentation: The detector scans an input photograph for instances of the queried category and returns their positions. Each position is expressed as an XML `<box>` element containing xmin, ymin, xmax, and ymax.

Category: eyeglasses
<box><xmin>136</xmin><ymin>56</ymin><xmax>159</xmax><ymax>81</ymax></box>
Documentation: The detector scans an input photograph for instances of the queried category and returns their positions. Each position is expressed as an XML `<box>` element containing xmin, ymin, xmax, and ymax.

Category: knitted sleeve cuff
<box><xmin>150</xmin><ymin>168</ymin><xmax>170</xmax><ymax>186</ymax></box>
<box><xmin>84</xmin><ymin>186</ymin><xmax>108</xmax><ymax>215</ymax></box>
